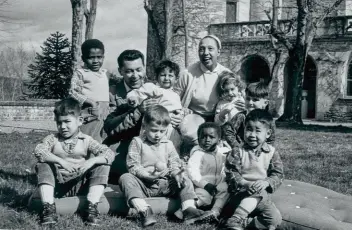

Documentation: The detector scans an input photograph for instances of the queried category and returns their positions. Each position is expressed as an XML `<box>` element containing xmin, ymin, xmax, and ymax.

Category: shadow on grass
<box><xmin>0</xmin><ymin>186</ymin><xmax>33</xmax><ymax>211</ymax></box>
<box><xmin>276</xmin><ymin>122</ymin><xmax>352</xmax><ymax>133</ymax></box>
<box><xmin>0</xmin><ymin>169</ymin><xmax>37</xmax><ymax>185</ymax></box>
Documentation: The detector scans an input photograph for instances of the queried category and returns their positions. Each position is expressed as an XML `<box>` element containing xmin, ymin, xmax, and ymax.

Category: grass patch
<box><xmin>0</xmin><ymin>127</ymin><xmax>351</xmax><ymax>229</ymax></box>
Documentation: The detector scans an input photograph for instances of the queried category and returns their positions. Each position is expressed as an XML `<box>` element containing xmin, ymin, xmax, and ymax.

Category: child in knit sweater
<box><xmin>220</xmin><ymin>109</ymin><xmax>283</xmax><ymax>230</ymax></box>
<box><xmin>69</xmin><ymin>39</ymin><xmax>110</xmax><ymax>142</ymax></box>
<box><xmin>118</xmin><ymin>105</ymin><xmax>205</xmax><ymax>227</ymax></box>
<box><xmin>33</xmin><ymin>98</ymin><xmax>114</xmax><ymax>226</ymax></box>
<box><xmin>186</xmin><ymin>122</ymin><xmax>231</xmax><ymax>222</ymax></box>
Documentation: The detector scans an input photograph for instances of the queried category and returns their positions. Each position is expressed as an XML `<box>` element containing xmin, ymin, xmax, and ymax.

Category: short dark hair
<box><xmin>197</xmin><ymin>122</ymin><xmax>222</xmax><ymax>139</ymax></box>
<box><xmin>143</xmin><ymin>105</ymin><xmax>170</xmax><ymax>127</ymax></box>
<box><xmin>81</xmin><ymin>39</ymin><xmax>105</xmax><ymax>58</ymax></box>
<box><xmin>245</xmin><ymin>80</ymin><xmax>269</xmax><ymax>99</ymax></box>
<box><xmin>244</xmin><ymin>109</ymin><xmax>274</xmax><ymax>130</ymax></box>
<box><xmin>117</xmin><ymin>49</ymin><xmax>145</xmax><ymax>68</ymax></box>
<box><xmin>217</xmin><ymin>71</ymin><xmax>246</xmax><ymax>98</ymax></box>
<box><xmin>54</xmin><ymin>98</ymin><xmax>81</xmax><ymax>119</ymax></box>
<box><xmin>155</xmin><ymin>60</ymin><xmax>180</xmax><ymax>80</ymax></box>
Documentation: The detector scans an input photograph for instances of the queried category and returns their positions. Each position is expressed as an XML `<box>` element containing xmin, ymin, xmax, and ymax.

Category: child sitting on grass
<box><xmin>69</xmin><ymin>39</ymin><xmax>110</xmax><ymax>142</ymax></box>
<box><xmin>33</xmin><ymin>98</ymin><xmax>114</xmax><ymax>226</ymax></box>
<box><xmin>186</xmin><ymin>122</ymin><xmax>231</xmax><ymax>222</ymax></box>
<box><xmin>118</xmin><ymin>105</ymin><xmax>205</xmax><ymax>227</ymax></box>
<box><xmin>215</xmin><ymin>71</ymin><xmax>245</xmax><ymax>126</ymax></box>
<box><xmin>222</xmin><ymin>80</ymin><xmax>275</xmax><ymax>149</ymax></box>
<box><xmin>219</xmin><ymin>109</ymin><xmax>283</xmax><ymax>230</ymax></box>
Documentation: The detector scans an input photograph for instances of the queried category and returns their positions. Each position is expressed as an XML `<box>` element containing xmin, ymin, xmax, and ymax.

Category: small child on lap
<box><xmin>187</xmin><ymin>122</ymin><xmax>231</xmax><ymax>222</ymax></box>
<box><xmin>33</xmin><ymin>98</ymin><xmax>114</xmax><ymax>226</ymax></box>
<box><xmin>215</xmin><ymin>71</ymin><xmax>245</xmax><ymax>126</ymax></box>
<box><xmin>118</xmin><ymin>105</ymin><xmax>205</xmax><ymax>227</ymax></box>
<box><xmin>69</xmin><ymin>39</ymin><xmax>110</xmax><ymax>142</ymax></box>
<box><xmin>220</xmin><ymin>109</ymin><xmax>283</xmax><ymax>230</ymax></box>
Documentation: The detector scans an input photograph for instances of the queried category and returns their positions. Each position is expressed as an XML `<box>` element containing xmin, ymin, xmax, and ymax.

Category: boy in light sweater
<box><xmin>219</xmin><ymin>109</ymin><xmax>283</xmax><ymax>230</ymax></box>
<box><xmin>118</xmin><ymin>105</ymin><xmax>205</xmax><ymax>227</ymax></box>
<box><xmin>69</xmin><ymin>39</ymin><xmax>110</xmax><ymax>142</ymax></box>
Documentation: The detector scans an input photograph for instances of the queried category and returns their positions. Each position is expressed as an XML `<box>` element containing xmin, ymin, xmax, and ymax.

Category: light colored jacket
<box><xmin>187</xmin><ymin>145</ymin><xmax>231</xmax><ymax>188</ymax></box>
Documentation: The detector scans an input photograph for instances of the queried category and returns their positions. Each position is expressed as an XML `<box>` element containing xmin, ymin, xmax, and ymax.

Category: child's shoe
<box><xmin>197</xmin><ymin>209</ymin><xmax>220</xmax><ymax>223</ymax></box>
<box><xmin>218</xmin><ymin>215</ymin><xmax>247</xmax><ymax>230</ymax></box>
<box><xmin>139</xmin><ymin>206</ymin><xmax>157</xmax><ymax>227</ymax></box>
<box><xmin>40</xmin><ymin>202</ymin><xmax>58</xmax><ymax>225</ymax></box>
<box><xmin>183</xmin><ymin>207</ymin><xmax>205</xmax><ymax>225</ymax></box>
<box><xmin>83</xmin><ymin>201</ymin><xmax>100</xmax><ymax>226</ymax></box>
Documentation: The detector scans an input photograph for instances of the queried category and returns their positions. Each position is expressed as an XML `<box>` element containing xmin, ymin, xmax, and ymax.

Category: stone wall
<box><xmin>0</xmin><ymin>100</ymin><xmax>57</xmax><ymax>121</ymax></box>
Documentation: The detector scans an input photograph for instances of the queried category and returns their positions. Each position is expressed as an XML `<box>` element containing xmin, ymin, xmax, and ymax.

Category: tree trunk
<box><xmin>164</xmin><ymin>0</ymin><xmax>173</xmax><ymax>59</ymax></box>
<box><xmin>70</xmin><ymin>0</ymin><xmax>85</xmax><ymax>72</ymax></box>
<box><xmin>85</xmin><ymin>0</ymin><xmax>97</xmax><ymax>40</ymax></box>
<box><xmin>181</xmin><ymin>0</ymin><xmax>189</xmax><ymax>68</ymax></box>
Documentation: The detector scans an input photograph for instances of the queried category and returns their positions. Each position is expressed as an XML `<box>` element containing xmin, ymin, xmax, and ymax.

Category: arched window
<box><xmin>240</xmin><ymin>55</ymin><xmax>271</xmax><ymax>84</ymax></box>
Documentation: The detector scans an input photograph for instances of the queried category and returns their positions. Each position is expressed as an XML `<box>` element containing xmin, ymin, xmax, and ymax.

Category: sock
<box><xmin>239</xmin><ymin>197</ymin><xmax>260</xmax><ymax>214</ymax></box>
<box><xmin>39</xmin><ymin>184</ymin><xmax>54</xmax><ymax>204</ymax></box>
<box><xmin>181</xmin><ymin>199</ymin><xmax>196</xmax><ymax>211</ymax></box>
<box><xmin>87</xmin><ymin>185</ymin><xmax>105</xmax><ymax>204</ymax></box>
<box><xmin>130</xmin><ymin>198</ymin><xmax>150</xmax><ymax>212</ymax></box>
<box><xmin>233</xmin><ymin>206</ymin><xmax>250</xmax><ymax>219</ymax></box>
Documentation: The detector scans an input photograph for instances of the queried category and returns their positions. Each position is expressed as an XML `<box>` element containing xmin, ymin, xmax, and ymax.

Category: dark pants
<box><xmin>36</xmin><ymin>162</ymin><xmax>110</xmax><ymax>198</ymax></box>
<box><xmin>222</xmin><ymin>191</ymin><xmax>282</xmax><ymax>229</ymax></box>
<box><xmin>119</xmin><ymin>173</ymin><xmax>197</xmax><ymax>207</ymax></box>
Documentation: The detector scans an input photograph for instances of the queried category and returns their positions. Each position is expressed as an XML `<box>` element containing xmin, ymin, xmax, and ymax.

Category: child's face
<box><xmin>55</xmin><ymin>114</ymin><xmax>82</xmax><ymax>139</ymax></box>
<box><xmin>244</xmin><ymin>120</ymin><xmax>271</xmax><ymax>149</ymax></box>
<box><xmin>144</xmin><ymin>122</ymin><xmax>168</xmax><ymax>144</ymax></box>
<box><xmin>158</xmin><ymin>67</ymin><xmax>177</xmax><ymax>89</ymax></box>
<box><xmin>223</xmin><ymin>83</ymin><xmax>239</xmax><ymax>101</ymax></box>
<box><xmin>83</xmin><ymin>48</ymin><xmax>104</xmax><ymax>72</ymax></box>
<box><xmin>245</xmin><ymin>96</ymin><xmax>268</xmax><ymax>111</ymax></box>
<box><xmin>198</xmin><ymin>127</ymin><xmax>220</xmax><ymax>152</ymax></box>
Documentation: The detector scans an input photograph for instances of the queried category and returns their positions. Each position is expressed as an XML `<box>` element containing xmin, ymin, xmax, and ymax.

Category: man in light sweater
<box><xmin>220</xmin><ymin>109</ymin><xmax>283</xmax><ymax>230</ymax></box>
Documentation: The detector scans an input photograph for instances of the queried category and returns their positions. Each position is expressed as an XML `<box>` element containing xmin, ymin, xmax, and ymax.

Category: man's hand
<box><xmin>59</xmin><ymin>160</ymin><xmax>80</xmax><ymax>173</ymax></box>
<box><xmin>170</xmin><ymin>110</ymin><xmax>183</xmax><ymax>128</ymax></box>
<box><xmin>138</xmin><ymin>96</ymin><xmax>161</xmax><ymax>114</ymax></box>
<box><xmin>243</xmin><ymin>181</ymin><xmax>256</xmax><ymax>195</ymax></box>
<box><xmin>250</xmin><ymin>180</ymin><xmax>269</xmax><ymax>193</ymax></box>
<box><xmin>78</xmin><ymin>158</ymin><xmax>97</xmax><ymax>174</ymax></box>
<box><xmin>204</xmin><ymin>183</ymin><xmax>218</xmax><ymax>196</ymax></box>
<box><xmin>234</xmin><ymin>100</ymin><xmax>245</xmax><ymax>111</ymax></box>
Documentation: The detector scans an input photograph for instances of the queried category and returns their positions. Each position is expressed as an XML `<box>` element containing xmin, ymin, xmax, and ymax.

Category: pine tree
<box><xmin>28</xmin><ymin>32</ymin><xmax>72</xmax><ymax>99</ymax></box>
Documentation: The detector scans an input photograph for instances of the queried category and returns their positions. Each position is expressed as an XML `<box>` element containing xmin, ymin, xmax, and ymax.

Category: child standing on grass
<box><xmin>222</xmin><ymin>80</ymin><xmax>275</xmax><ymax>149</ymax></box>
<box><xmin>219</xmin><ymin>109</ymin><xmax>283</xmax><ymax>230</ymax></box>
<box><xmin>186</xmin><ymin>122</ymin><xmax>231</xmax><ymax>222</ymax></box>
<box><xmin>214</xmin><ymin>71</ymin><xmax>245</xmax><ymax>126</ymax></box>
<box><xmin>33</xmin><ymin>98</ymin><xmax>114</xmax><ymax>226</ymax></box>
<box><xmin>118</xmin><ymin>105</ymin><xmax>205</xmax><ymax>227</ymax></box>
<box><xmin>69</xmin><ymin>39</ymin><xmax>110</xmax><ymax>143</ymax></box>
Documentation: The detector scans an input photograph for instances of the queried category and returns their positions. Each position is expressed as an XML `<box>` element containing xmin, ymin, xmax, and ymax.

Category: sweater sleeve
<box><xmin>126</xmin><ymin>138</ymin><xmax>150</xmax><ymax>179</ymax></box>
<box><xmin>225</xmin><ymin>147</ymin><xmax>247</xmax><ymax>192</ymax></box>
<box><xmin>265</xmin><ymin>148</ymin><xmax>284</xmax><ymax>193</ymax></box>
<box><xmin>86</xmin><ymin>137</ymin><xmax>115</xmax><ymax>165</ymax></box>
<box><xmin>187</xmin><ymin>150</ymin><xmax>209</xmax><ymax>188</ymax></box>
<box><xmin>69</xmin><ymin>70</ymin><xmax>87</xmax><ymax>105</ymax></box>
<box><xmin>33</xmin><ymin>134</ymin><xmax>57</xmax><ymax>162</ymax></box>
<box><xmin>223</xmin><ymin>112</ymin><xmax>246</xmax><ymax>148</ymax></box>
<box><xmin>173</xmin><ymin>69</ymin><xmax>189</xmax><ymax>99</ymax></box>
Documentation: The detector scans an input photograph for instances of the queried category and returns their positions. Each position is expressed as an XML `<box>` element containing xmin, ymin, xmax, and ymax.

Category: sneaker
<box><xmin>196</xmin><ymin>209</ymin><xmax>220</xmax><ymax>223</ymax></box>
<box><xmin>83</xmin><ymin>201</ymin><xmax>100</xmax><ymax>226</ymax></box>
<box><xmin>183</xmin><ymin>207</ymin><xmax>205</xmax><ymax>225</ymax></box>
<box><xmin>40</xmin><ymin>202</ymin><xmax>57</xmax><ymax>225</ymax></box>
<box><xmin>174</xmin><ymin>208</ymin><xmax>183</xmax><ymax>220</ymax></box>
<box><xmin>219</xmin><ymin>215</ymin><xmax>246</xmax><ymax>230</ymax></box>
<box><xmin>139</xmin><ymin>207</ymin><xmax>157</xmax><ymax>227</ymax></box>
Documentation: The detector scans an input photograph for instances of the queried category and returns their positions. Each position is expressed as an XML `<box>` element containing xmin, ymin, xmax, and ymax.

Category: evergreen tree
<box><xmin>28</xmin><ymin>32</ymin><xmax>72</xmax><ymax>99</ymax></box>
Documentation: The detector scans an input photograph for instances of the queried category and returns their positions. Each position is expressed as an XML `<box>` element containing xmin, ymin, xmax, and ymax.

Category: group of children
<box><xmin>32</xmin><ymin>38</ymin><xmax>284</xmax><ymax>230</ymax></box>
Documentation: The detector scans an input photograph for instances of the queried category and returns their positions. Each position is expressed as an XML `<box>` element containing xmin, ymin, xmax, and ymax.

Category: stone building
<box><xmin>146</xmin><ymin>0</ymin><xmax>352</xmax><ymax>120</ymax></box>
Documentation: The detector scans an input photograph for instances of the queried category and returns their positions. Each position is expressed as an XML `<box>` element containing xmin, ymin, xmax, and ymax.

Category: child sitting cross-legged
<box><xmin>186</xmin><ymin>122</ymin><xmax>231</xmax><ymax>223</ymax></box>
<box><xmin>219</xmin><ymin>109</ymin><xmax>283</xmax><ymax>230</ymax></box>
<box><xmin>118</xmin><ymin>105</ymin><xmax>205</xmax><ymax>227</ymax></box>
<box><xmin>33</xmin><ymin>98</ymin><xmax>114</xmax><ymax>226</ymax></box>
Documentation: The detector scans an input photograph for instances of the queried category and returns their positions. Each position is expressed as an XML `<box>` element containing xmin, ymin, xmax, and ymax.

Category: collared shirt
<box><xmin>126</xmin><ymin>136</ymin><xmax>181</xmax><ymax>179</ymax></box>
<box><xmin>225</xmin><ymin>142</ymin><xmax>284</xmax><ymax>193</ymax></box>
<box><xmin>33</xmin><ymin>131</ymin><xmax>115</xmax><ymax>165</ymax></box>
<box><xmin>69</xmin><ymin>67</ymin><xmax>110</xmax><ymax>105</ymax></box>
<box><xmin>124</xmin><ymin>81</ymin><xmax>132</xmax><ymax>93</ymax></box>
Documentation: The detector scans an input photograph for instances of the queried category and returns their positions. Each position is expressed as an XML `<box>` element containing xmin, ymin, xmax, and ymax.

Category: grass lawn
<box><xmin>0</xmin><ymin>125</ymin><xmax>351</xmax><ymax>229</ymax></box>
